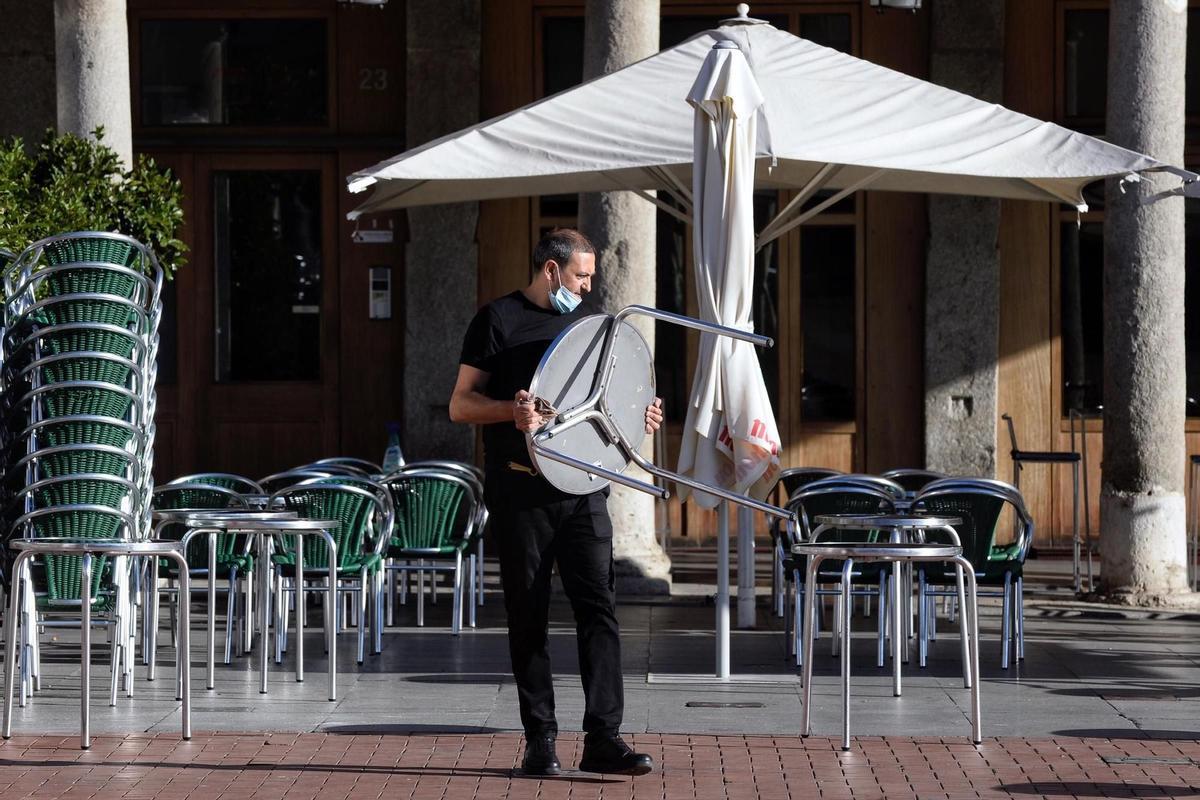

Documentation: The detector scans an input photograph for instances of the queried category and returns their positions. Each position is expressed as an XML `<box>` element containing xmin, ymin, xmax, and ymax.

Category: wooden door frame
<box><xmin>190</xmin><ymin>151</ymin><xmax>341</xmax><ymax>469</ymax></box>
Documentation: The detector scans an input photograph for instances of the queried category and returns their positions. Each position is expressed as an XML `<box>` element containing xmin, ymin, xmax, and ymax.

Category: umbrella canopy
<box><xmin>347</xmin><ymin>16</ymin><xmax>1198</xmax><ymax>239</ymax></box>
<box><xmin>677</xmin><ymin>41</ymin><xmax>779</xmax><ymax>508</ymax></box>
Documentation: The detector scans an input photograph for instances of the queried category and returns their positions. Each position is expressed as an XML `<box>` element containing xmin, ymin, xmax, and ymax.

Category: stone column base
<box><xmin>1098</xmin><ymin>490</ymin><xmax>1190</xmax><ymax>604</ymax></box>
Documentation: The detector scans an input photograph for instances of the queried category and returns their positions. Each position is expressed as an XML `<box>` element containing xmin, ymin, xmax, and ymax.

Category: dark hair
<box><xmin>532</xmin><ymin>228</ymin><xmax>595</xmax><ymax>272</ymax></box>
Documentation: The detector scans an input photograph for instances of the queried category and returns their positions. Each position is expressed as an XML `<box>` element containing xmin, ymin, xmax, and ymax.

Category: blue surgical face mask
<box><xmin>549</xmin><ymin>265</ymin><xmax>582</xmax><ymax>314</ymax></box>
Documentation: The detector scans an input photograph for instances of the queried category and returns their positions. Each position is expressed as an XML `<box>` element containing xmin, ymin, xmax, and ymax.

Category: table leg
<box><xmin>800</xmin><ymin>555</ymin><xmax>823</xmax><ymax>737</ymax></box>
<box><xmin>955</xmin><ymin>564</ymin><xmax>971</xmax><ymax>689</ymax></box>
<box><xmin>207</xmin><ymin>530</ymin><xmax>217</xmax><ymax>691</ymax></box>
<box><xmin>840</xmin><ymin>558</ymin><xmax>853</xmax><ymax>751</ymax></box>
<box><xmin>1</xmin><ymin>554</ymin><xmax>28</xmax><ymax>740</ymax></box>
<box><xmin>259</xmin><ymin>533</ymin><xmax>270</xmax><ymax>694</ymax></box>
<box><xmin>148</xmin><ymin>555</ymin><xmax>160</xmax><ymax>681</ymax></box>
<box><xmin>295</xmin><ymin>541</ymin><xmax>304</xmax><ymax>683</ymax></box>
<box><xmin>80</xmin><ymin>553</ymin><xmax>92</xmax><ymax>750</ymax></box>
<box><xmin>952</xmin><ymin>556</ymin><xmax>982</xmax><ymax>743</ymax></box>
<box><xmin>893</xmin><ymin>560</ymin><xmax>902</xmax><ymax>696</ymax></box>
<box><xmin>169</xmin><ymin>550</ymin><xmax>192</xmax><ymax>741</ymax></box>
<box><xmin>320</xmin><ymin>531</ymin><xmax>338</xmax><ymax>701</ymax></box>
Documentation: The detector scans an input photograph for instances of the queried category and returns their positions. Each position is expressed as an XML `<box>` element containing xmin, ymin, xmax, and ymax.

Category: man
<box><xmin>449</xmin><ymin>228</ymin><xmax>663</xmax><ymax>777</ymax></box>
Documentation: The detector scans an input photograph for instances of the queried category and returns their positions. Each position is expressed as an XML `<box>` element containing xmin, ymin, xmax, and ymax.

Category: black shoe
<box><xmin>520</xmin><ymin>735</ymin><xmax>561</xmax><ymax>776</ymax></box>
<box><xmin>578</xmin><ymin>734</ymin><xmax>654</xmax><ymax>776</ymax></box>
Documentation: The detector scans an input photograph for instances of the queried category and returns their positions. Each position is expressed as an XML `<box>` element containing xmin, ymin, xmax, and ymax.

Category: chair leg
<box><xmin>1016</xmin><ymin>576</ymin><xmax>1025</xmax><ymax>660</ymax></box>
<box><xmin>109</xmin><ymin>619</ymin><xmax>121</xmax><ymax>707</ymax></box>
<box><xmin>243</xmin><ymin>569</ymin><xmax>254</xmax><ymax>654</ymax></box>
<box><xmin>452</xmin><ymin>552</ymin><xmax>463</xmax><ymax>636</ymax></box>
<box><xmin>374</xmin><ymin>571</ymin><xmax>384</xmax><ymax>654</ymax></box>
<box><xmin>224</xmin><ymin>570</ymin><xmax>237</xmax><ymax>665</ymax></box>
<box><xmin>793</xmin><ymin>570</ymin><xmax>804</xmax><ymax>668</ymax></box>
<box><xmin>468</xmin><ymin>554</ymin><xmax>477</xmax><ymax>628</ymax></box>
<box><xmin>1001</xmin><ymin>573</ymin><xmax>1012</xmax><ymax>670</ymax></box>
<box><xmin>1072</xmin><ymin>461</ymin><xmax>1082</xmax><ymax>593</ymax></box>
<box><xmin>876</xmin><ymin>573</ymin><xmax>887</xmax><ymax>668</ymax></box>
<box><xmin>358</xmin><ymin>569</ymin><xmax>368</xmax><ymax>665</ymax></box>
<box><xmin>918</xmin><ymin>572</ymin><xmax>927</xmax><ymax>668</ymax></box>
<box><xmin>831</xmin><ymin>591</ymin><xmax>842</xmax><ymax>658</ymax></box>
<box><xmin>385</xmin><ymin>561</ymin><xmax>395</xmax><ymax>627</ymax></box>
<box><xmin>417</xmin><ymin>561</ymin><xmax>426</xmax><ymax>627</ymax></box>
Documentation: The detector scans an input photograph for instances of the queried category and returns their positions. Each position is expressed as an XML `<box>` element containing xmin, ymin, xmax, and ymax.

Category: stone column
<box><xmin>579</xmin><ymin>0</ymin><xmax>671</xmax><ymax>594</ymax></box>
<box><xmin>1100</xmin><ymin>0</ymin><xmax>1190</xmax><ymax>604</ymax></box>
<box><xmin>403</xmin><ymin>0</ymin><xmax>481</xmax><ymax>462</ymax></box>
<box><xmin>54</xmin><ymin>0</ymin><xmax>132</xmax><ymax>166</ymax></box>
<box><xmin>924</xmin><ymin>0</ymin><xmax>1005</xmax><ymax>477</ymax></box>
<box><xmin>0</xmin><ymin>0</ymin><xmax>56</xmax><ymax>144</ymax></box>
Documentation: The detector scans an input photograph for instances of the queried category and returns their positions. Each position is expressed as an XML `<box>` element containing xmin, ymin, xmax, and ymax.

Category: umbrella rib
<box><xmin>645</xmin><ymin>166</ymin><xmax>695</xmax><ymax>209</ymax></box>
<box><xmin>755</xmin><ymin>169</ymin><xmax>882</xmax><ymax>252</ymax></box>
<box><xmin>756</xmin><ymin>163</ymin><xmax>841</xmax><ymax>244</ymax></box>
<box><xmin>601</xmin><ymin>171</ymin><xmax>693</xmax><ymax>224</ymax></box>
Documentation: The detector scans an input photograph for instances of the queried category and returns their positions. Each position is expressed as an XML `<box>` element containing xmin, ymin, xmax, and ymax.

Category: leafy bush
<box><xmin>0</xmin><ymin>128</ymin><xmax>186</xmax><ymax>277</ymax></box>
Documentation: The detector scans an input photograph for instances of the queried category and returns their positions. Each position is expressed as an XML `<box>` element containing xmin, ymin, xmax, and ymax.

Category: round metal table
<box><xmin>2</xmin><ymin>537</ymin><xmax>192</xmax><ymax>750</ymax></box>
<box><xmin>792</xmin><ymin>539</ymin><xmax>981</xmax><ymax>750</ymax></box>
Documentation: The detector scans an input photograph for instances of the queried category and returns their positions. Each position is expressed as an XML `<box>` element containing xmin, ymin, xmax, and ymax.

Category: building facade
<box><xmin>4</xmin><ymin>0</ymin><xmax>1196</xmax><ymax>549</ymax></box>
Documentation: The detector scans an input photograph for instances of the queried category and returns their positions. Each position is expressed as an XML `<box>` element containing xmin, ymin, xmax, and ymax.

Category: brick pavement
<box><xmin>0</xmin><ymin>732</ymin><xmax>1197</xmax><ymax>799</ymax></box>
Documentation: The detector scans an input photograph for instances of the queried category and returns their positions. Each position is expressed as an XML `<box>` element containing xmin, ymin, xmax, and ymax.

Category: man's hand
<box><xmin>645</xmin><ymin>397</ymin><xmax>664</xmax><ymax>435</ymax></box>
<box><xmin>514</xmin><ymin>389</ymin><xmax>555</xmax><ymax>433</ymax></box>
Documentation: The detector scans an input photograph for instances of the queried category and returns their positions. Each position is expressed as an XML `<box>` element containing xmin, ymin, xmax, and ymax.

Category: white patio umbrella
<box><xmin>679</xmin><ymin>40</ymin><xmax>780</xmax><ymax>674</ymax></box>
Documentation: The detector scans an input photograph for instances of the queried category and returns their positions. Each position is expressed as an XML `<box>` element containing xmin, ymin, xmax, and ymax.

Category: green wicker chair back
<box><xmin>915</xmin><ymin>488</ymin><xmax>1026</xmax><ymax>584</ymax></box>
<box><xmin>152</xmin><ymin>484</ymin><xmax>246</xmax><ymax>565</ymax></box>
<box><xmin>277</xmin><ymin>484</ymin><xmax>375</xmax><ymax>570</ymax></box>
<box><xmin>39</xmin><ymin>385</ymin><xmax>135</xmax><ymax>420</ymax></box>
<box><xmin>791</xmin><ymin>487</ymin><xmax>894</xmax><ymax>544</ymax></box>
<box><xmin>12</xmin><ymin>505</ymin><xmax>134</xmax><ymax>604</ymax></box>
<box><xmin>881</xmin><ymin>469</ymin><xmax>947</xmax><ymax>493</ymax></box>
<box><xmin>35</xmin><ymin>355</ymin><xmax>135</xmax><ymax>388</ymax></box>
<box><xmin>35</xmin><ymin>297</ymin><xmax>141</xmax><ymax>329</ymax></box>
<box><xmin>385</xmin><ymin>474</ymin><xmax>471</xmax><ymax>554</ymax></box>
<box><xmin>258</xmin><ymin>470</ymin><xmax>333</xmax><ymax>495</ymax></box>
<box><xmin>35</xmin><ymin>419</ymin><xmax>137</xmax><ymax>451</ymax></box>
<box><xmin>169</xmin><ymin>473</ymin><xmax>262</xmax><ymax>494</ymax></box>
<box><xmin>28</xmin><ymin>445</ymin><xmax>137</xmax><ymax>480</ymax></box>
<box><xmin>42</xmin><ymin>237</ymin><xmax>140</xmax><ymax>270</ymax></box>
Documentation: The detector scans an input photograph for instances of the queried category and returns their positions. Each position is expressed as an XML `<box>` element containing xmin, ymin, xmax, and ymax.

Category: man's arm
<box><xmin>449</xmin><ymin>364</ymin><xmax>514</xmax><ymax>425</ymax></box>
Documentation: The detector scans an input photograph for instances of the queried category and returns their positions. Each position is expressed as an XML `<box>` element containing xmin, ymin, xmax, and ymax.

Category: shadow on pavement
<box><xmin>1000</xmin><ymin>782</ymin><xmax>1200</xmax><ymax>797</ymax></box>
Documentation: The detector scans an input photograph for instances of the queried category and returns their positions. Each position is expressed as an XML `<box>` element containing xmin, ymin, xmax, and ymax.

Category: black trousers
<box><xmin>486</xmin><ymin>472</ymin><xmax>623</xmax><ymax>739</ymax></box>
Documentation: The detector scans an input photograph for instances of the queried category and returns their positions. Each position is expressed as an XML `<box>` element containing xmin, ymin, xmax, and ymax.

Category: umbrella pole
<box><xmin>717</xmin><ymin>501</ymin><xmax>731</xmax><ymax>680</ymax></box>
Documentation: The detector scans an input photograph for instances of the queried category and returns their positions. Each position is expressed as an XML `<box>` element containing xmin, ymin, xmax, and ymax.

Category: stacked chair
<box><xmin>1</xmin><ymin>232</ymin><xmax>163</xmax><ymax>706</ymax></box>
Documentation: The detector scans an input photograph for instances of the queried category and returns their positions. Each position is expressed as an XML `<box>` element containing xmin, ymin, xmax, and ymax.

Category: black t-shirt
<box><xmin>459</xmin><ymin>290</ymin><xmax>591</xmax><ymax>472</ymax></box>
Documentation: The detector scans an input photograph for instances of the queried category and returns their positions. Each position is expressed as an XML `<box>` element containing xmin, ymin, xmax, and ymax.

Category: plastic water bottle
<box><xmin>382</xmin><ymin>422</ymin><xmax>404</xmax><ymax>473</ymax></box>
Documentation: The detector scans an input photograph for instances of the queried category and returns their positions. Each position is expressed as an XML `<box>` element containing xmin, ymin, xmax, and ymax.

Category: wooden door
<box><xmin>188</xmin><ymin>152</ymin><xmax>340</xmax><ymax>479</ymax></box>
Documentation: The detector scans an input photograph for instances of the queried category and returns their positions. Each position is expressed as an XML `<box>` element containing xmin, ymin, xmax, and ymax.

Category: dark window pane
<box><xmin>1187</xmin><ymin>199</ymin><xmax>1200</xmax><ymax>416</ymax></box>
<box><xmin>542</xmin><ymin>17</ymin><xmax>585</xmax><ymax>96</ymax></box>
<box><xmin>661</xmin><ymin>14</ymin><xmax>788</xmax><ymax>50</ymax></box>
<box><xmin>753</xmin><ymin>193</ymin><xmax>781</xmax><ymax>403</ymax></box>
<box><xmin>801</xmin><ymin>227</ymin><xmax>855</xmax><ymax>421</ymax></box>
<box><xmin>540</xmin><ymin>194</ymin><xmax>579</xmax><ymax>218</ymax></box>
<box><xmin>1063</xmin><ymin>10</ymin><xmax>1107</xmax><ymax>129</ymax></box>
<box><xmin>800</xmin><ymin>14</ymin><xmax>852</xmax><ymax>53</ymax></box>
<box><xmin>802</xmin><ymin>188</ymin><xmax>856</xmax><ymax>215</ymax></box>
<box><xmin>214</xmin><ymin>171</ymin><xmax>322</xmax><ymax>382</ymax></box>
<box><xmin>141</xmin><ymin>20</ymin><xmax>327</xmax><ymax>126</ymax></box>
<box><xmin>1060</xmin><ymin>221</ymin><xmax>1104</xmax><ymax>414</ymax></box>
<box><xmin>655</xmin><ymin>201</ymin><xmax>690</xmax><ymax>419</ymax></box>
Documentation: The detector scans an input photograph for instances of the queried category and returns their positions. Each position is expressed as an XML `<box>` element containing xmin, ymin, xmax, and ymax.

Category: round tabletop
<box><xmin>215</xmin><ymin>518</ymin><xmax>339</xmax><ymax>532</ymax></box>
<box><xmin>152</xmin><ymin>509</ymin><xmax>297</xmax><ymax>523</ymax></box>
<box><xmin>813</xmin><ymin>513</ymin><xmax>962</xmax><ymax>530</ymax></box>
<box><xmin>791</xmin><ymin>541</ymin><xmax>962</xmax><ymax>561</ymax></box>
<box><xmin>9</xmin><ymin>537</ymin><xmax>186</xmax><ymax>556</ymax></box>
<box><xmin>527</xmin><ymin>314</ymin><xmax>655</xmax><ymax>495</ymax></box>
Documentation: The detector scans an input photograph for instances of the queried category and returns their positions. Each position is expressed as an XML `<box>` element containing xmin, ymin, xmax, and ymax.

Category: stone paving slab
<box><xmin>0</xmin><ymin>731</ymin><xmax>1199</xmax><ymax>799</ymax></box>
